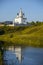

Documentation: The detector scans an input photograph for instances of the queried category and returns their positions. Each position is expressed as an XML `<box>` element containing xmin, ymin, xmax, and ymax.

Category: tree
<box><xmin>31</xmin><ymin>21</ymin><xmax>35</xmax><ymax>25</ymax></box>
<box><xmin>36</xmin><ymin>21</ymin><xmax>41</xmax><ymax>25</ymax></box>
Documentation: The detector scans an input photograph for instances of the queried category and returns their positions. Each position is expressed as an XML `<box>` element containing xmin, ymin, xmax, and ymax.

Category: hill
<box><xmin>0</xmin><ymin>23</ymin><xmax>43</xmax><ymax>47</ymax></box>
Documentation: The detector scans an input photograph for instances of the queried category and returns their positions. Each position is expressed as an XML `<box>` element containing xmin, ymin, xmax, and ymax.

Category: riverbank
<box><xmin>0</xmin><ymin>22</ymin><xmax>43</xmax><ymax>47</ymax></box>
<box><xmin>0</xmin><ymin>52</ymin><xmax>2</xmax><ymax>65</ymax></box>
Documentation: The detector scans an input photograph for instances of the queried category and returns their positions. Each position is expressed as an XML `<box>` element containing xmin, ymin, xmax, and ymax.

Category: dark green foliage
<box><xmin>30</xmin><ymin>21</ymin><xmax>35</xmax><ymax>25</ymax></box>
<box><xmin>0</xmin><ymin>41</ymin><xmax>4</xmax><ymax>53</ymax></box>
<box><xmin>0</xmin><ymin>29</ymin><xmax>5</xmax><ymax>35</ymax></box>
<box><xmin>0</xmin><ymin>41</ymin><xmax>5</xmax><ymax>65</ymax></box>
<box><xmin>36</xmin><ymin>21</ymin><xmax>42</xmax><ymax>26</ymax></box>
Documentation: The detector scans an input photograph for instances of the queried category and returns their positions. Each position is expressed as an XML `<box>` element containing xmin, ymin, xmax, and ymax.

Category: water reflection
<box><xmin>3</xmin><ymin>47</ymin><xmax>43</xmax><ymax>65</ymax></box>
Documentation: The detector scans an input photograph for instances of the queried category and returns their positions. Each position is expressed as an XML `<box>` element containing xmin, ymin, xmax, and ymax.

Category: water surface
<box><xmin>3</xmin><ymin>47</ymin><xmax>43</xmax><ymax>65</ymax></box>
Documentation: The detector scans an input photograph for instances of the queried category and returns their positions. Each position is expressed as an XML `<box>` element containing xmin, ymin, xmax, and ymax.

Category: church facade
<box><xmin>13</xmin><ymin>8</ymin><xmax>27</xmax><ymax>26</ymax></box>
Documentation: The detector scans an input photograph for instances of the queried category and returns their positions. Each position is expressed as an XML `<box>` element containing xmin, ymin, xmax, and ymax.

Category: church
<box><xmin>13</xmin><ymin>8</ymin><xmax>27</xmax><ymax>26</ymax></box>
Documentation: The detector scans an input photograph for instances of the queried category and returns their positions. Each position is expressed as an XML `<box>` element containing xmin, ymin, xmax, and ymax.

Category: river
<box><xmin>3</xmin><ymin>47</ymin><xmax>43</xmax><ymax>65</ymax></box>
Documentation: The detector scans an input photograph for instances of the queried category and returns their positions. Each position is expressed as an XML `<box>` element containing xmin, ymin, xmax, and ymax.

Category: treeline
<box><xmin>0</xmin><ymin>21</ymin><xmax>43</xmax><ymax>35</ymax></box>
<box><xmin>27</xmin><ymin>21</ymin><xmax>43</xmax><ymax>26</ymax></box>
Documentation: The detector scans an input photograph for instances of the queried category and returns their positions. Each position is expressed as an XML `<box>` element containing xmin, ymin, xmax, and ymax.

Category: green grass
<box><xmin>0</xmin><ymin>23</ymin><xmax>43</xmax><ymax>47</ymax></box>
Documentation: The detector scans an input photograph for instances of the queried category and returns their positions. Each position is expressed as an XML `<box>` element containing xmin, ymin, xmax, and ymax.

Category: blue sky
<box><xmin>0</xmin><ymin>0</ymin><xmax>43</xmax><ymax>22</ymax></box>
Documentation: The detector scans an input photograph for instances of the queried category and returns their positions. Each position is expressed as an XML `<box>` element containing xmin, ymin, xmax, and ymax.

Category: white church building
<box><xmin>13</xmin><ymin>8</ymin><xmax>27</xmax><ymax>26</ymax></box>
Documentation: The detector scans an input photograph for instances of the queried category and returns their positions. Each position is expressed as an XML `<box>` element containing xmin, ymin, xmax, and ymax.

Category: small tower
<box><xmin>19</xmin><ymin>8</ymin><xmax>23</xmax><ymax>17</ymax></box>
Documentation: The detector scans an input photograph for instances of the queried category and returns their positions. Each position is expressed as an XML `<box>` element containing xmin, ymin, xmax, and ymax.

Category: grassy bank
<box><xmin>0</xmin><ymin>22</ymin><xmax>43</xmax><ymax>47</ymax></box>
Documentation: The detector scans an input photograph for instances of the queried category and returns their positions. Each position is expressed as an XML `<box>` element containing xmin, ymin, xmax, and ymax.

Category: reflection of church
<box><xmin>13</xmin><ymin>8</ymin><xmax>27</xmax><ymax>26</ymax></box>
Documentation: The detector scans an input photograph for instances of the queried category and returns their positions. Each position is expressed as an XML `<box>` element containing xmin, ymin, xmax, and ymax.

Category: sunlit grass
<box><xmin>0</xmin><ymin>23</ymin><xmax>43</xmax><ymax>47</ymax></box>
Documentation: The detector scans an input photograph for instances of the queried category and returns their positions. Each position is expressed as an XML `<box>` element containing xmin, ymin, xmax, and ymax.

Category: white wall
<box><xmin>14</xmin><ymin>17</ymin><xmax>26</xmax><ymax>24</ymax></box>
<box><xmin>14</xmin><ymin>18</ymin><xmax>22</xmax><ymax>24</ymax></box>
